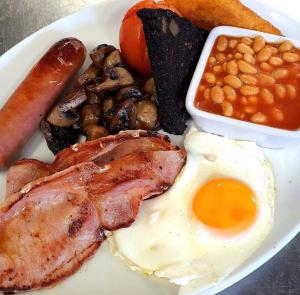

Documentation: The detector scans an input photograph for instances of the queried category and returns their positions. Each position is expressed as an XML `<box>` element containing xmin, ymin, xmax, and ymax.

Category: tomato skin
<box><xmin>123</xmin><ymin>0</ymin><xmax>177</xmax><ymax>20</ymax></box>
<box><xmin>120</xmin><ymin>0</ymin><xmax>178</xmax><ymax>75</ymax></box>
<box><xmin>120</xmin><ymin>11</ymin><xmax>151</xmax><ymax>75</ymax></box>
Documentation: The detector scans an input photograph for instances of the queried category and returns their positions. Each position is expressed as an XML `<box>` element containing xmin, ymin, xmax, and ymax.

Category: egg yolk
<box><xmin>193</xmin><ymin>178</ymin><xmax>257</xmax><ymax>233</ymax></box>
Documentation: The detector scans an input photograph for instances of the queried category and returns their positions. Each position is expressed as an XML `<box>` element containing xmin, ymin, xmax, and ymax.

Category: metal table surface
<box><xmin>0</xmin><ymin>0</ymin><xmax>299</xmax><ymax>294</ymax></box>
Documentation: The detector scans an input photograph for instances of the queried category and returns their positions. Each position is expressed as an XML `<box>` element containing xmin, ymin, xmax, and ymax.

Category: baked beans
<box><xmin>195</xmin><ymin>35</ymin><xmax>300</xmax><ymax>130</ymax></box>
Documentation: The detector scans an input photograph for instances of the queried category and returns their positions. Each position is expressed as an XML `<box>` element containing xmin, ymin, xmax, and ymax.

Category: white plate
<box><xmin>0</xmin><ymin>0</ymin><xmax>299</xmax><ymax>295</ymax></box>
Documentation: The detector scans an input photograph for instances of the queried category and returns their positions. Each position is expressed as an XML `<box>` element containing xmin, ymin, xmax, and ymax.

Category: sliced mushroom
<box><xmin>136</xmin><ymin>100</ymin><xmax>158</xmax><ymax>130</ymax></box>
<box><xmin>144</xmin><ymin>78</ymin><xmax>156</xmax><ymax>95</ymax></box>
<box><xmin>109</xmin><ymin>99</ymin><xmax>137</xmax><ymax>133</ymax></box>
<box><xmin>79</xmin><ymin>104</ymin><xmax>101</xmax><ymax>127</ymax></box>
<box><xmin>76</xmin><ymin>64</ymin><xmax>99</xmax><ymax>87</ymax></box>
<box><xmin>47</xmin><ymin>105</ymin><xmax>79</xmax><ymax>127</ymax></box>
<box><xmin>83</xmin><ymin>125</ymin><xmax>109</xmax><ymax>141</ymax></box>
<box><xmin>102</xmin><ymin>97</ymin><xmax>115</xmax><ymax>125</ymax></box>
<box><xmin>103</xmin><ymin>50</ymin><xmax>123</xmax><ymax>72</ymax></box>
<box><xmin>86</xmin><ymin>89</ymin><xmax>101</xmax><ymax>104</ymax></box>
<box><xmin>58</xmin><ymin>88</ymin><xmax>87</xmax><ymax>112</ymax></box>
<box><xmin>41</xmin><ymin>121</ymin><xmax>80</xmax><ymax>155</ymax></box>
<box><xmin>102</xmin><ymin>97</ymin><xmax>115</xmax><ymax>114</ymax></box>
<box><xmin>115</xmin><ymin>86</ymin><xmax>143</xmax><ymax>102</ymax></box>
<box><xmin>144</xmin><ymin>78</ymin><xmax>158</xmax><ymax>103</ymax></box>
<box><xmin>91</xmin><ymin>67</ymin><xmax>135</xmax><ymax>95</ymax></box>
<box><xmin>90</xmin><ymin>44</ymin><xmax>115</xmax><ymax>68</ymax></box>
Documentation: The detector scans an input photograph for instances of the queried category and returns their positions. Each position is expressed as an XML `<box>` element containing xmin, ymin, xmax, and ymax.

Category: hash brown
<box><xmin>165</xmin><ymin>0</ymin><xmax>281</xmax><ymax>35</ymax></box>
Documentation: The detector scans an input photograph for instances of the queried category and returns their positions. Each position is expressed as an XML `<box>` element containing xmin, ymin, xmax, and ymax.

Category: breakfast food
<box><xmin>196</xmin><ymin>35</ymin><xmax>300</xmax><ymax>129</ymax></box>
<box><xmin>138</xmin><ymin>8</ymin><xmax>208</xmax><ymax>134</ymax></box>
<box><xmin>119</xmin><ymin>0</ymin><xmax>178</xmax><ymax>75</ymax></box>
<box><xmin>6</xmin><ymin>130</ymin><xmax>176</xmax><ymax>196</ymax></box>
<box><xmin>0</xmin><ymin>133</ymin><xmax>186</xmax><ymax>292</ymax></box>
<box><xmin>0</xmin><ymin>38</ymin><xmax>86</xmax><ymax>167</ymax></box>
<box><xmin>42</xmin><ymin>44</ymin><xmax>159</xmax><ymax>154</ymax></box>
<box><xmin>0</xmin><ymin>0</ymin><xmax>286</xmax><ymax>293</ymax></box>
<box><xmin>1</xmin><ymin>163</ymin><xmax>104</xmax><ymax>292</ymax></box>
<box><xmin>41</xmin><ymin>121</ymin><xmax>81</xmax><ymax>155</ymax></box>
<box><xmin>110</xmin><ymin>127</ymin><xmax>275</xmax><ymax>291</ymax></box>
<box><xmin>165</xmin><ymin>0</ymin><xmax>281</xmax><ymax>35</ymax></box>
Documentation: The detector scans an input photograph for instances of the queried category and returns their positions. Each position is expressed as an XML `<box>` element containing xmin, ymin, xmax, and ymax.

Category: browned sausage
<box><xmin>0</xmin><ymin>38</ymin><xmax>86</xmax><ymax>167</ymax></box>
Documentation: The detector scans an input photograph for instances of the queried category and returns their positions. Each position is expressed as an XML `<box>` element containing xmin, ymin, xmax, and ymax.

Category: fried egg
<box><xmin>109</xmin><ymin>127</ymin><xmax>275</xmax><ymax>293</ymax></box>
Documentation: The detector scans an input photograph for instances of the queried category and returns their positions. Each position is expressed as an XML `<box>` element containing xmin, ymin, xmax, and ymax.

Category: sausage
<box><xmin>0</xmin><ymin>38</ymin><xmax>86</xmax><ymax>167</ymax></box>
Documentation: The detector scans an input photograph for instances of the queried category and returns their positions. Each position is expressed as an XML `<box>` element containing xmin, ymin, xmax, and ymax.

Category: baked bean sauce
<box><xmin>195</xmin><ymin>35</ymin><xmax>300</xmax><ymax>130</ymax></box>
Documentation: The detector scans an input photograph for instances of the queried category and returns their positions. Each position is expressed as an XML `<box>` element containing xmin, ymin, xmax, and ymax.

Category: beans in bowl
<box><xmin>195</xmin><ymin>35</ymin><xmax>300</xmax><ymax>130</ymax></box>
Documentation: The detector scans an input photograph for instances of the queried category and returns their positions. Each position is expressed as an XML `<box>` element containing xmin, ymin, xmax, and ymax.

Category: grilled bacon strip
<box><xmin>6</xmin><ymin>130</ymin><xmax>175</xmax><ymax>196</ymax></box>
<box><xmin>0</xmin><ymin>149</ymin><xmax>186</xmax><ymax>292</ymax></box>
<box><xmin>88</xmin><ymin>150</ymin><xmax>186</xmax><ymax>230</ymax></box>
<box><xmin>5</xmin><ymin>159</ymin><xmax>52</xmax><ymax>197</ymax></box>
<box><xmin>0</xmin><ymin>163</ymin><xmax>103</xmax><ymax>292</ymax></box>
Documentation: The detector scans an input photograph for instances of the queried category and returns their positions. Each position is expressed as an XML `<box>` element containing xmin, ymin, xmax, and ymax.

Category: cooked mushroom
<box><xmin>83</xmin><ymin>125</ymin><xmax>109</xmax><ymax>141</ymax></box>
<box><xmin>109</xmin><ymin>99</ymin><xmax>137</xmax><ymax>133</ymax></box>
<box><xmin>102</xmin><ymin>97</ymin><xmax>115</xmax><ymax>114</ymax></box>
<box><xmin>144</xmin><ymin>78</ymin><xmax>156</xmax><ymax>95</ymax></box>
<box><xmin>115</xmin><ymin>86</ymin><xmax>143</xmax><ymax>102</ymax></box>
<box><xmin>79</xmin><ymin>104</ymin><xmax>101</xmax><ymax>127</ymax></box>
<box><xmin>41</xmin><ymin>120</ymin><xmax>80</xmax><ymax>154</ymax></box>
<box><xmin>144</xmin><ymin>77</ymin><xmax>158</xmax><ymax>103</ymax></box>
<box><xmin>86</xmin><ymin>89</ymin><xmax>101</xmax><ymax>104</ymax></box>
<box><xmin>90</xmin><ymin>44</ymin><xmax>115</xmax><ymax>68</ymax></box>
<box><xmin>46</xmin><ymin>105</ymin><xmax>79</xmax><ymax>127</ymax></box>
<box><xmin>91</xmin><ymin>67</ymin><xmax>135</xmax><ymax>95</ymax></box>
<box><xmin>136</xmin><ymin>100</ymin><xmax>158</xmax><ymax>130</ymax></box>
<box><xmin>103</xmin><ymin>50</ymin><xmax>123</xmax><ymax>72</ymax></box>
<box><xmin>58</xmin><ymin>88</ymin><xmax>87</xmax><ymax>112</ymax></box>
<box><xmin>76</xmin><ymin>64</ymin><xmax>99</xmax><ymax>87</ymax></box>
<box><xmin>46</xmin><ymin>87</ymin><xmax>87</xmax><ymax>128</ymax></box>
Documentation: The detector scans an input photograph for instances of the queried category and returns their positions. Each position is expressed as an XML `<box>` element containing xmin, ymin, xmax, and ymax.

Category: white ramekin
<box><xmin>186</xmin><ymin>26</ymin><xmax>300</xmax><ymax>148</ymax></box>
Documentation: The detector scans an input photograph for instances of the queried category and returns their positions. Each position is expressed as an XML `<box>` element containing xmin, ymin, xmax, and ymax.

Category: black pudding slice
<box><xmin>138</xmin><ymin>8</ymin><xmax>208</xmax><ymax>135</ymax></box>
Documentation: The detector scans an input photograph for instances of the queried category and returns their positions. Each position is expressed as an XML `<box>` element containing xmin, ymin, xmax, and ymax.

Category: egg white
<box><xmin>109</xmin><ymin>127</ymin><xmax>275</xmax><ymax>293</ymax></box>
